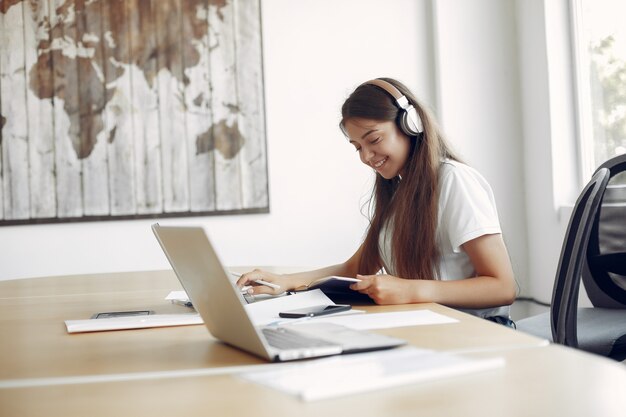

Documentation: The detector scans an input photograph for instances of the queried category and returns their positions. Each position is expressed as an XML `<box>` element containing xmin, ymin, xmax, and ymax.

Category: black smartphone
<box><xmin>278</xmin><ymin>304</ymin><xmax>351</xmax><ymax>318</ymax></box>
<box><xmin>91</xmin><ymin>310</ymin><xmax>154</xmax><ymax>319</ymax></box>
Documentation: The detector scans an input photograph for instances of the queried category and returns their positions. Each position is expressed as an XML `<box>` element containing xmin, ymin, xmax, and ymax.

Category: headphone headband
<box><xmin>362</xmin><ymin>79</ymin><xmax>423</xmax><ymax>136</ymax></box>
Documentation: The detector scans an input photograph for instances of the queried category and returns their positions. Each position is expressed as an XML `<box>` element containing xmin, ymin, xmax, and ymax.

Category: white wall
<box><xmin>0</xmin><ymin>0</ymin><xmax>436</xmax><ymax>281</ymax></box>
<box><xmin>432</xmin><ymin>0</ymin><xmax>528</xmax><ymax>296</ymax></box>
<box><xmin>516</xmin><ymin>0</ymin><xmax>592</xmax><ymax>309</ymax></box>
<box><xmin>516</xmin><ymin>0</ymin><xmax>564</xmax><ymax>305</ymax></box>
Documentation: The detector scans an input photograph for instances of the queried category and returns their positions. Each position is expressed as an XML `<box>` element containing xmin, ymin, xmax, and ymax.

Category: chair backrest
<box><xmin>551</xmin><ymin>167</ymin><xmax>610</xmax><ymax>347</ymax></box>
<box><xmin>582</xmin><ymin>153</ymin><xmax>626</xmax><ymax>308</ymax></box>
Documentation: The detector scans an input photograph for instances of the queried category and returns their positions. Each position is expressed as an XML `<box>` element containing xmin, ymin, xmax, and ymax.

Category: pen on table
<box><xmin>230</xmin><ymin>272</ymin><xmax>281</xmax><ymax>291</ymax></box>
<box><xmin>252</xmin><ymin>279</ymin><xmax>281</xmax><ymax>290</ymax></box>
<box><xmin>171</xmin><ymin>299</ymin><xmax>193</xmax><ymax>308</ymax></box>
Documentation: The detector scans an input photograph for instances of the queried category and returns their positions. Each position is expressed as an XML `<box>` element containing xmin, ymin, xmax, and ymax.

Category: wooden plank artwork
<box><xmin>233</xmin><ymin>0</ymin><xmax>267</xmax><ymax>209</ymax></box>
<box><xmin>155</xmin><ymin>0</ymin><xmax>189</xmax><ymax>213</ymax></box>
<box><xmin>77</xmin><ymin>0</ymin><xmax>110</xmax><ymax>216</ymax></box>
<box><xmin>184</xmin><ymin>0</ymin><xmax>215</xmax><ymax>213</ymax></box>
<box><xmin>24</xmin><ymin>0</ymin><xmax>56</xmax><ymax>218</ymax></box>
<box><xmin>1</xmin><ymin>1</ymin><xmax>30</xmax><ymax>220</ymax></box>
<box><xmin>0</xmin><ymin>0</ymin><xmax>268</xmax><ymax>224</ymax></box>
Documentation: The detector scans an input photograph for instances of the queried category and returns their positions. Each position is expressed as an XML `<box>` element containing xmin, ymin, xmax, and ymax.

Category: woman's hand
<box><xmin>350</xmin><ymin>235</ymin><xmax>516</xmax><ymax>308</ymax></box>
<box><xmin>236</xmin><ymin>269</ymin><xmax>293</xmax><ymax>295</ymax></box>
<box><xmin>350</xmin><ymin>274</ymin><xmax>419</xmax><ymax>305</ymax></box>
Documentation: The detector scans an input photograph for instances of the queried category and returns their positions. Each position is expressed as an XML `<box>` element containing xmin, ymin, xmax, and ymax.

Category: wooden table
<box><xmin>1</xmin><ymin>270</ymin><xmax>625</xmax><ymax>417</ymax></box>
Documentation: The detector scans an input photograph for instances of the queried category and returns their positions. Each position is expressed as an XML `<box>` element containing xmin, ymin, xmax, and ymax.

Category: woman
<box><xmin>237</xmin><ymin>78</ymin><xmax>516</xmax><ymax>323</ymax></box>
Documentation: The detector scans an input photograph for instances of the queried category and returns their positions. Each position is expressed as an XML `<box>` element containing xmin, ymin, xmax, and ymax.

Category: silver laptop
<box><xmin>151</xmin><ymin>224</ymin><xmax>405</xmax><ymax>362</ymax></box>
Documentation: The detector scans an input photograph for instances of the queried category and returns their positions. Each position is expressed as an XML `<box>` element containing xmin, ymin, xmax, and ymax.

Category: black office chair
<box><xmin>517</xmin><ymin>166</ymin><xmax>626</xmax><ymax>360</ymax></box>
<box><xmin>582</xmin><ymin>153</ymin><xmax>626</xmax><ymax>309</ymax></box>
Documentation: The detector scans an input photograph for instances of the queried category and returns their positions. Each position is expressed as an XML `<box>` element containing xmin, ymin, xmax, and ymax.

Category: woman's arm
<box><xmin>236</xmin><ymin>244</ymin><xmax>364</xmax><ymax>295</ymax></box>
<box><xmin>351</xmin><ymin>234</ymin><xmax>517</xmax><ymax>307</ymax></box>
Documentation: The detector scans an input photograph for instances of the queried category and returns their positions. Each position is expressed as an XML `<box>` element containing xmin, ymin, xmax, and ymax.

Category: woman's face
<box><xmin>344</xmin><ymin>118</ymin><xmax>412</xmax><ymax>179</ymax></box>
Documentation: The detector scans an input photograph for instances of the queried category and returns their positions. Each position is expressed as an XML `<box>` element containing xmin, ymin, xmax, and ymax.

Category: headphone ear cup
<box><xmin>361</xmin><ymin>79</ymin><xmax>424</xmax><ymax>136</ymax></box>
<box><xmin>400</xmin><ymin>106</ymin><xmax>422</xmax><ymax>136</ymax></box>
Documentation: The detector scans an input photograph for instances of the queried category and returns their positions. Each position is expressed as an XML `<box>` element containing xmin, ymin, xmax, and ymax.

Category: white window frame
<box><xmin>569</xmin><ymin>0</ymin><xmax>596</xmax><ymax>185</ymax></box>
<box><xmin>569</xmin><ymin>0</ymin><xmax>626</xmax><ymax>188</ymax></box>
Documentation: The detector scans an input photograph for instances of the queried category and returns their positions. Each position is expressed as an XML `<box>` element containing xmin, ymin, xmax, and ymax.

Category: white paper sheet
<box><xmin>240</xmin><ymin>346</ymin><xmax>504</xmax><ymax>401</ymax></box>
<box><xmin>165</xmin><ymin>290</ymin><xmax>189</xmax><ymax>302</ymax></box>
<box><xmin>65</xmin><ymin>314</ymin><xmax>203</xmax><ymax>333</ymax></box>
<box><xmin>290</xmin><ymin>309</ymin><xmax>458</xmax><ymax>330</ymax></box>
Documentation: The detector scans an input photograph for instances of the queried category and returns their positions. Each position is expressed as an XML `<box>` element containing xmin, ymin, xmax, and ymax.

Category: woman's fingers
<box><xmin>237</xmin><ymin>269</ymin><xmax>284</xmax><ymax>295</ymax></box>
<box><xmin>236</xmin><ymin>269</ymin><xmax>266</xmax><ymax>287</ymax></box>
<box><xmin>244</xmin><ymin>283</ymin><xmax>277</xmax><ymax>295</ymax></box>
<box><xmin>350</xmin><ymin>274</ymin><xmax>373</xmax><ymax>292</ymax></box>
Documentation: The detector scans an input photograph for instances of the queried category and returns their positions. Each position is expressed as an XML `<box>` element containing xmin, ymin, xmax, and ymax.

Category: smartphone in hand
<box><xmin>278</xmin><ymin>304</ymin><xmax>351</xmax><ymax>318</ymax></box>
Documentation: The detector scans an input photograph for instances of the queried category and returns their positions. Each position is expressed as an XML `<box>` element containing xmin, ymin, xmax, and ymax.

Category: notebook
<box><xmin>292</xmin><ymin>276</ymin><xmax>374</xmax><ymax>304</ymax></box>
<box><xmin>151</xmin><ymin>224</ymin><xmax>405</xmax><ymax>362</ymax></box>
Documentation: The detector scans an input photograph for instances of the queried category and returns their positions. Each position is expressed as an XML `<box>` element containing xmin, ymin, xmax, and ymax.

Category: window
<box><xmin>571</xmin><ymin>0</ymin><xmax>626</xmax><ymax>184</ymax></box>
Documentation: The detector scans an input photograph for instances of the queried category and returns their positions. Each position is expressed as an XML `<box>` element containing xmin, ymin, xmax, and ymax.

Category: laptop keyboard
<box><xmin>262</xmin><ymin>327</ymin><xmax>337</xmax><ymax>350</ymax></box>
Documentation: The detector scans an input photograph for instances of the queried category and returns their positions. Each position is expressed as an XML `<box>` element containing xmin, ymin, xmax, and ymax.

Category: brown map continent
<box><xmin>196</xmin><ymin>119</ymin><xmax>244</xmax><ymax>159</ymax></box>
<box><xmin>2</xmin><ymin>0</ymin><xmax>243</xmax><ymax>160</ymax></box>
<box><xmin>0</xmin><ymin>0</ymin><xmax>22</xmax><ymax>14</ymax></box>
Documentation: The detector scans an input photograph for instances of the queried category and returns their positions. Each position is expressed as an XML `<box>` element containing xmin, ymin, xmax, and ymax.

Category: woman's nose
<box><xmin>361</xmin><ymin>148</ymin><xmax>374</xmax><ymax>163</ymax></box>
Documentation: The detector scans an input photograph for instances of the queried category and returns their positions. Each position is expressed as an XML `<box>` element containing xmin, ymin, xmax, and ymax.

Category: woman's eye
<box><xmin>370</xmin><ymin>137</ymin><xmax>381</xmax><ymax>144</ymax></box>
<box><xmin>354</xmin><ymin>147</ymin><xmax>361</xmax><ymax>152</ymax></box>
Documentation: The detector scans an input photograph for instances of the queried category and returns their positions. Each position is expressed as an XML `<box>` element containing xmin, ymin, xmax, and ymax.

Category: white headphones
<box><xmin>362</xmin><ymin>79</ymin><xmax>423</xmax><ymax>136</ymax></box>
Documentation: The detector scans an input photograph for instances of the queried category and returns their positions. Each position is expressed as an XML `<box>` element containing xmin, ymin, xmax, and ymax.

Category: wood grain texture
<box><xmin>0</xmin><ymin>5</ymin><xmax>7</xmax><ymax>219</ymax></box>
<box><xmin>76</xmin><ymin>0</ymin><xmax>110</xmax><ymax>216</ymax></box>
<box><xmin>185</xmin><ymin>0</ymin><xmax>217</xmax><ymax>213</ymax></box>
<box><xmin>129</xmin><ymin>0</ymin><xmax>162</xmax><ymax>214</ymax></box>
<box><xmin>0</xmin><ymin>0</ymin><xmax>267</xmax><ymax>224</ymax></box>
<box><xmin>50</xmin><ymin>0</ymin><xmax>84</xmax><ymax>218</ymax></box>
<box><xmin>233</xmin><ymin>0</ymin><xmax>268</xmax><ymax>209</ymax></box>
<box><xmin>24</xmin><ymin>0</ymin><xmax>56</xmax><ymax>219</ymax></box>
<box><xmin>105</xmin><ymin>0</ymin><xmax>138</xmax><ymax>215</ymax></box>
<box><xmin>0</xmin><ymin>2</ymin><xmax>30</xmax><ymax>220</ymax></box>
<box><xmin>155</xmin><ymin>0</ymin><xmax>190</xmax><ymax>213</ymax></box>
<box><xmin>209</xmin><ymin>0</ymin><xmax>243</xmax><ymax>211</ymax></box>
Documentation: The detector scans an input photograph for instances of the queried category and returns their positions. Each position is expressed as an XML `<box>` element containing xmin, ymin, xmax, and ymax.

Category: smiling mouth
<box><xmin>372</xmin><ymin>157</ymin><xmax>388</xmax><ymax>169</ymax></box>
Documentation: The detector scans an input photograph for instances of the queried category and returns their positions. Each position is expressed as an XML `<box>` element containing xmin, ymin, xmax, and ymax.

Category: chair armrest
<box><xmin>590</xmin><ymin>252</ymin><xmax>626</xmax><ymax>275</ymax></box>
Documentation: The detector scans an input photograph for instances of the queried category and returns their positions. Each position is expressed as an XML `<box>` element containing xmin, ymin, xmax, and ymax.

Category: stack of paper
<box><xmin>240</xmin><ymin>347</ymin><xmax>504</xmax><ymax>401</ymax></box>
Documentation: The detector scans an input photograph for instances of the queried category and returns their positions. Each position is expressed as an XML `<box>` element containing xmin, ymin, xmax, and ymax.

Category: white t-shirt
<box><xmin>379</xmin><ymin>159</ymin><xmax>510</xmax><ymax>318</ymax></box>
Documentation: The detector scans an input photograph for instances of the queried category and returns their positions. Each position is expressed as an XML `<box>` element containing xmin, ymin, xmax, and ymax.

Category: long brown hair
<box><xmin>341</xmin><ymin>78</ymin><xmax>461</xmax><ymax>280</ymax></box>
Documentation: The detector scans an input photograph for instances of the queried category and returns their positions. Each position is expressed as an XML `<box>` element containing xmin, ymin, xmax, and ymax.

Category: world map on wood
<box><xmin>0</xmin><ymin>0</ymin><xmax>268</xmax><ymax>223</ymax></box>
